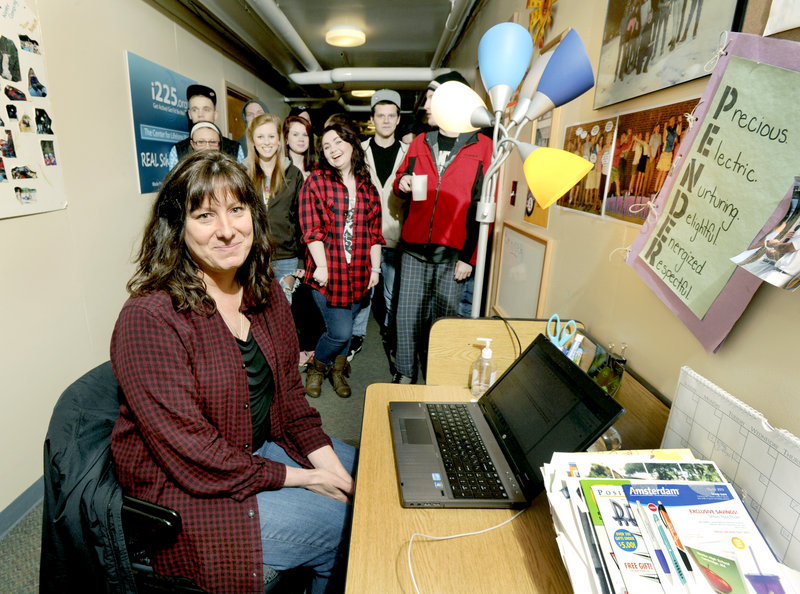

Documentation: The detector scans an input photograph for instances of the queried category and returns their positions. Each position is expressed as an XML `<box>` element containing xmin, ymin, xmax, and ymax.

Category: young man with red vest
<box><xmin>391</xmin><ymin>71</ymin><xmax>492</xmax><ymax>383</ymax></box>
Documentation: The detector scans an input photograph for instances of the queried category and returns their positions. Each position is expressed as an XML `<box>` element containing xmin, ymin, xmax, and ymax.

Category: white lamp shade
<box><xmin>431</xmin><ymin>81</ymin><xmax>492</xmax><ymax>134</ymax></box>
<box><xmin>510</xmin><ymin>48</ymin><xmax>555</xmax><ymax>124</ymax></box>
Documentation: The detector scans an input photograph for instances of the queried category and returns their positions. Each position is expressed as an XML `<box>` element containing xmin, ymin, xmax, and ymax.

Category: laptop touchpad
<box><xmin>401</xmin><ymin>418</ymin><xmax>433</xmax><ymax>444</ymax></box>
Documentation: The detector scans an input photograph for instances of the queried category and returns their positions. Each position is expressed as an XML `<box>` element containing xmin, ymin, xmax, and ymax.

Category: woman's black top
<box><xmin>235</xmin><ymin>330</ymin><xmax>274</xmax><ymax>450</ymax></box>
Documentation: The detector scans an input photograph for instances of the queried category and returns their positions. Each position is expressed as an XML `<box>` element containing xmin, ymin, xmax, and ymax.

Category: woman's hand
<box><xmin>454</xmin><ymin>260</ymin><xmax>473</xmax><ymax>281</ymax></box>
<box><xmin>294</xmin><ymin>268</ymin><xmax>305</xmax><ymax>279</ymax></box>
<box><xmin>284</xmin><ymin>466</ymin><xmax>354</xmax><ymax>503</ymax></box>
<box><xmin>367</xmin><ymin>270</ymin><xmax>380</xmax><ymax>289</ymax></box>
<box><xmin>398</xmin><ymin>174</ymin><xmax>413</xmax><ymax>193</ymax></box>
<box><xmin>312</xmin><ymin>266</ymin><xmax>328</xmax><ymax>287</ymax></box>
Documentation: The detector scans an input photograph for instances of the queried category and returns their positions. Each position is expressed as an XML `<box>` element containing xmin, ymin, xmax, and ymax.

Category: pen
<box><xmin>653</xmin><ymin>511</ymin><xmax>686</xmax><ymax>586</ymax></box>
<box><xmin>658</xmin><ymin>501</ymin><xmax>695</xmax><ymax>581</ymax></box>
<box><xmin>636</xmin><ymin>502</ymin><xmax>672</xmax><ymax>585</ymax></box>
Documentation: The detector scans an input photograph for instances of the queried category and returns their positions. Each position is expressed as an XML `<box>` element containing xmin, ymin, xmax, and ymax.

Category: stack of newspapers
<box><xmin>542</xmin><ymin>450</ymin><xmax>798</xmax><ymax>594</ymax></box>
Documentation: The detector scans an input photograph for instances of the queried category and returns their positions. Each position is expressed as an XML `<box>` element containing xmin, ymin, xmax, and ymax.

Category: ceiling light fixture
<box><xmin>325</xmin><ymin>25</ymin><xmax>366</xmax><ymax>48</ymax></box>
<box><xmin>351</xmin><ymin>90</ymin><xmax>375</xmax><ymax>98</ymax></box>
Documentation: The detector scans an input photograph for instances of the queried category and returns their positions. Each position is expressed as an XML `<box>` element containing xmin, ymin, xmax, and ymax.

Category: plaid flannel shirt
<box><xmin>299</xmin><ymin>170</ymin><xmax>384</xmax><ymax>307</ymax></box>
<box><xmin>110</xmin><ymin>285</ymin><xmax>331</xmax><ymax>593</ymax></box>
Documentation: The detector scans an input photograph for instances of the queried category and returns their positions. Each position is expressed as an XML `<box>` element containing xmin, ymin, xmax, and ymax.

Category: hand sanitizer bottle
<box><xmin>470</xmin><ymin>338</ymin><xmax>497</xmax><ymax>397</ymax></box>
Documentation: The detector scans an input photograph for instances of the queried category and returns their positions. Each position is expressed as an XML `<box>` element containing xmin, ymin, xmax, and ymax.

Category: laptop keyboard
<box><xmin>427</xmin><ymin>404</ymin><xmax>508</xmax><ymax>499</ymax></box>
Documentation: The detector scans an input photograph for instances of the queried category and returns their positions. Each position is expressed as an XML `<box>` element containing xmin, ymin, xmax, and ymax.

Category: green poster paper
<box><xmin>639</xmin><ymin>56</ymin><xmax>800</xmax><ymax>318</ymax></box>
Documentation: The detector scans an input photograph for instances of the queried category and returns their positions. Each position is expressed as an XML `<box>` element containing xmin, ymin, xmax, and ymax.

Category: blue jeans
<box><xmin>255</xmin><ymin>438</ymin><xmax>357</xmax><ymax>594</ymax></box>
<box><xmin>351</xmin><ymin>248</ymin><xmax>399</xmax><ymax>337</ymax></box>
<box><xmin>273</xmin><ymin>257</ymin><xmax>300</xmax><ymax>304</ymax></box>
<box><xmin>311</xmin><ymin>290</ymin><xmax>367</xmax><ymax>365</ymax></box>
<box><xmin>351</xmin><ymin>288</ymin><xmax>373</xmax><ymax>338</ymax></box>
<box><xmin>457</xmin><ymin>275</ymin><xmax>474</xmax><ymax>317</ymax></box>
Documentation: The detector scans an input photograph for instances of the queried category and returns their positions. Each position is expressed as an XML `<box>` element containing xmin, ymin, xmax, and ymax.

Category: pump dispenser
<box><xmin>470</xmin><ymin>338</ymin><xmax>498</xmax><ymax>397</ymax></box>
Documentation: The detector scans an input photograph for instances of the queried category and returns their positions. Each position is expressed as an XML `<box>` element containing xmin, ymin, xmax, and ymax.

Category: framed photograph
<box><xmin>605</xmin><ymin>97</ymin><xmax>699</xmax><ymax>224</ymax></box>
<box><xmin>593</xmin><ymin>0</ymin><xmax>746</xmax><ymax>109</ymax></box>
<box><xmin>493</xmin><ymin>222</ymin><xmax>551</xmax><ymax>318</ymax></box>
<box><xmin>556</xmin><ymin>117</ymin><xmax>618</xmax><ymax>217</ymax></box>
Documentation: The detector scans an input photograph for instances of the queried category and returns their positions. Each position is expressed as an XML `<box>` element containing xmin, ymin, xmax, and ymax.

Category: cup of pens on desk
<box><xmin>593</xmin><ymin>343</ymin><xmax>627</xmax><ymax>399</ymax></box>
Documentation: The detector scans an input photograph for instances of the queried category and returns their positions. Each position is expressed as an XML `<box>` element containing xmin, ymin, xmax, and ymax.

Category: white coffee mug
<box><xmin>411</xmin><ymin>174</ymin><xmax>428</xmax><ymax>201</ymax></box>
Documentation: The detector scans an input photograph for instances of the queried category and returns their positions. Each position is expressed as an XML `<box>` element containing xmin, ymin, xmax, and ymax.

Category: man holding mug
<box><xmin>391</xmin><ymin>71</ymin><xmax>493</xmax><ymax>384</ymax></box>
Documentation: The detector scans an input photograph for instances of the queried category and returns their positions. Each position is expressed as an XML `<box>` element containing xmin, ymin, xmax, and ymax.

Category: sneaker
<box><xmin>347</xmin><ymin>335</ymin><xmax>364</xmax><ymax>362</ymax></box>
<box><xmin>391</xmin><ymin>373</ymin><xmax>413</xmax><ymax>385</ymax></box>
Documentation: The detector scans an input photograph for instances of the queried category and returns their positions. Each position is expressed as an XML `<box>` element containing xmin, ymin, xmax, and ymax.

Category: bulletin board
<box><xmin>493</xmin><ymin>221</ymin><xmax>551</xmax><ymax>318</ymax></box>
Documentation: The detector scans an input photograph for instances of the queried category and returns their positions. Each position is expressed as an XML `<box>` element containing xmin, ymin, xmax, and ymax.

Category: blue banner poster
<box><xmin>126</xmin><ymin>52</ymin><xmax>196</xmax><ymax>193</ymax></box>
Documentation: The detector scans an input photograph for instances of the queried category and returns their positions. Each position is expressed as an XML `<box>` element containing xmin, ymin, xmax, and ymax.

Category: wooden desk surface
<box><xmin>345</xmin><ymin>378</ymin><xmax>670</xmax><ymax>593</ymax></box>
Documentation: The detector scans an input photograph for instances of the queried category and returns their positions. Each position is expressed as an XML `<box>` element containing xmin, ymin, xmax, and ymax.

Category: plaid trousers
<box><xmin>394</xmin><ymin>252</ymin><xmax>464</xmax><ymax>379</ymax></box>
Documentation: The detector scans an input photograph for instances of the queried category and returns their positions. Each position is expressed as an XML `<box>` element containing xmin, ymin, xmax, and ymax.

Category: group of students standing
<box><xmin>169</xmin><ymin>72</ymin><xmax>490</xmax><ymax>399</ymax></box>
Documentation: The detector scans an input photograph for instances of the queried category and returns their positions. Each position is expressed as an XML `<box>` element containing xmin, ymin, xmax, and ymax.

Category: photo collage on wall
<box><xmin>558</xmin><ymin>97</ymin><xmax>699</xmax><ymax>225</ymax></box>
<box><xmin>0</xmin><ymin>0</ymin><xmax>65</xmax><ymax>219</ymax></box>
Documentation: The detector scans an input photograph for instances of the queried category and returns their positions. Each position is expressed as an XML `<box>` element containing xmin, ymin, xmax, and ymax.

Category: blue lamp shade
<box><xmin>478</xmin><ymin>22</ymin><xmax>533</xmax><ymax>112</ymax></box>
<box><xmin>526</xmin><ymin>28</ymin><xmax>594</xmax><ymax>122</ymax></box>
<box><xmin>431</xmin><ymin>81</ymin><xmax>493</xmax><ymax>133</ymax></box>
<box><xmin>520</xmin><ymin>144</ymin><xmax>593</xmax><ymax>209</ymax></box>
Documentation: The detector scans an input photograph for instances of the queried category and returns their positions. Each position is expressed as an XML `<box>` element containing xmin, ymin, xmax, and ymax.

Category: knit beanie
<box><xmin>428</xmin><ymin>71</ymin><xmax>469</xmax><ymax>91</ymax></box>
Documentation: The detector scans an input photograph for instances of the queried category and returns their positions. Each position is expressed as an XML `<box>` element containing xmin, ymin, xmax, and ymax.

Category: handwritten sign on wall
<box><xmin>627</xmin><ymin>33</ymin><xmax>800</xmax><ymax>352</ymax></box>
<box><xmin>639</xmin><ymin>56</ymin><xmax>799</xmax><ymax>319</ymax></box>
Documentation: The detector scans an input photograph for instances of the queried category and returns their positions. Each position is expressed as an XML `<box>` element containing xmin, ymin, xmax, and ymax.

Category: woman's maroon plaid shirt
<box><xmin>299</xmin><ymin>170</ymin><xmax>383</xmax><ymax>307</ymax></box>
<box><xmin>110</xmin><ymin>285</ymin><xmax>331</xmax><ymax>592</ymax></box>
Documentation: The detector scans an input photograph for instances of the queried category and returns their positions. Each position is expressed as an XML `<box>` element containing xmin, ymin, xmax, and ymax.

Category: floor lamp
<box><xmin>431</xmin><ymin>24</ymin><xmax>596</xmax><ymax>318</ymax></box>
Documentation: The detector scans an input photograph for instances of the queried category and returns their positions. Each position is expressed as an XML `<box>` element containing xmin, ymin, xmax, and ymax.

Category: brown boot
<box><xmin>305</xmin><ymin>358</ymin><xmax>327</xmax><ymax>398</ymax></box>
<box><xmin>330</xmin><ymin>355</ymin><xmax>351</xmax><ymax>398</ymax></box>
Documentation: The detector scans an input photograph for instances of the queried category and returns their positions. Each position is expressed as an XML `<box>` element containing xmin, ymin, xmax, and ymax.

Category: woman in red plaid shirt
<box><xmin>299</xmin><ymin>123</ymin><xmax>383</xmax><ymax>398</ymax></box>
<box><xmin>111</xmin><ymin>151</ymin><xmax>356</xmax><ymax>593</ymax></box>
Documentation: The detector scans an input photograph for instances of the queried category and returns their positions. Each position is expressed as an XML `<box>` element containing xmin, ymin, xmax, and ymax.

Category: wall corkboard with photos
<box><xmin>0</xmin><ymin>0</ymin><xmax>65</xmax><ymax>219</ymax></box>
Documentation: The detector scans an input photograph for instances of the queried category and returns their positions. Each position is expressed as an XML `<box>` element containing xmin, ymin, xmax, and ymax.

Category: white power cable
<box><xmin>406</xmin><ymin>507</ymin><xmax>528</xmax><ymax>593</ymax></box>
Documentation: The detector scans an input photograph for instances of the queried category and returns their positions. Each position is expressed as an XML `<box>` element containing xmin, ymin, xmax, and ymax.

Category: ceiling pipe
<box><xmin>430</xmin><ymin>0</ymin><xmax>480</xmax><ymax>68</ymax></box>
<box><xmin>246</xmin><ymin>0</ymin><xmax>323</xmax><ymax>72</ymax></box>
<box><xmin>290</xmin><ymin>67</ymin><xmax>441</xmax><ymax>86</ymax></box>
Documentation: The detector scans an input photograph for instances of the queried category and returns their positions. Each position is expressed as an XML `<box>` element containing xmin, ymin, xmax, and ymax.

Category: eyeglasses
<box><xmin>191</xmin><ymin>139</ymin><xmax>220</xmax><ymax>147</ymax></box>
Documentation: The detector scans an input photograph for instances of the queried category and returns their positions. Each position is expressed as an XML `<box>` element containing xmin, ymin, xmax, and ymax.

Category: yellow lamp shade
<box><xmin>522</xmin><ymin>146</ymin><xmax>592</xmax><ymax>209</ymax></box>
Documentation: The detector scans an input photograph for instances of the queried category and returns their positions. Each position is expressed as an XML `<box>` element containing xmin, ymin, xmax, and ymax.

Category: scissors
<box><xmin>547</xmin><ymin>314</ymin><xmax>577</xmax><ymax>350</ymax></box>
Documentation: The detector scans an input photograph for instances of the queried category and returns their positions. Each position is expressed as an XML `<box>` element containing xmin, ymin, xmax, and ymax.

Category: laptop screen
<box><xmin>479</xmin><ymin>334</ymin><xmax>624</xmax><ymax>499</ymax></box>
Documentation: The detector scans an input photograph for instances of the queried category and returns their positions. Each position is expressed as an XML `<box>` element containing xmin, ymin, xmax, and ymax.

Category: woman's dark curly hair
<box><xmin>127</xmin><ymin>151</ymin><xmax>274</xmax><ymax>313</ymax></box>
<box><xmin>316</xmin><ymin>123</ymin><xmax>371</xmax><ymax>182</ymax></box>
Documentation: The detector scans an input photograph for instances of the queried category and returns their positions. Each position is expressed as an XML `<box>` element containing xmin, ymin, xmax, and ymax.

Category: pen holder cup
<box><xmin>561</xmin><ymin>329</ymin><xmax>626</xmax><ymax>451</ymax></box>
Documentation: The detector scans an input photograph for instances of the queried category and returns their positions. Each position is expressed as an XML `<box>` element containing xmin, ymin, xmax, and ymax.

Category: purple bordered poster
<box><xmin>627</xmin><ymin>33</ymin><xmax>800</xmax><ymax>353</ymax></box>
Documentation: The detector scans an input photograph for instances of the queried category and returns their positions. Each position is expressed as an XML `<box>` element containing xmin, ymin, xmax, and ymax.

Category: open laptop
<box><xmin>389</xmin><ymin>333</ymin><xmax>624</xmax><ymax>508</ymax></box>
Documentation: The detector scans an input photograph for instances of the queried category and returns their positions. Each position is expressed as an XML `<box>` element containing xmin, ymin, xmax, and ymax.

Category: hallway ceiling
<box><xmin>146</xmin><ymin>0</ymin><xmax>484</xmax><ymax>112</ymax></box>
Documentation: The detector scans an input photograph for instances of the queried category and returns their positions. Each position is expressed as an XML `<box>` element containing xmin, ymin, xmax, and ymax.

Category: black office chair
<box><xmin>40</xmin><ymin>361</ymin><xmax>306</xmax><ymax>593</ymax></box>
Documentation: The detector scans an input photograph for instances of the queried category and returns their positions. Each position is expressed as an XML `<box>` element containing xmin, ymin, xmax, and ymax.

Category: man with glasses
<box><xmin>167</xmin><ymin>84</ymin><xmax>243</xmax><ymax>169</ymax></box>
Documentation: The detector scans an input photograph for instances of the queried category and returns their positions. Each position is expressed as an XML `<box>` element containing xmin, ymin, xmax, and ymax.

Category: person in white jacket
<box><xmin>348</xmin><ymin>89</ymin><xmax>408</xmax><ymax>363</ymax></box>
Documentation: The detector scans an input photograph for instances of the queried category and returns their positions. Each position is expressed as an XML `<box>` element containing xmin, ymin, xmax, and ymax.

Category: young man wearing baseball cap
<box><xmin>348</xmin><ymin>89</ymin><xmax>409</xmax><ymax>365</ymax></box>
<box><xmin>167</xmin><ymin>84</ymin><xmax>244</xmax><ymax>169</ymax></box>
<box><xmin>391</xmin><ymin>72</ymin><xmax>492</xmax><ymax>384</ymax></box>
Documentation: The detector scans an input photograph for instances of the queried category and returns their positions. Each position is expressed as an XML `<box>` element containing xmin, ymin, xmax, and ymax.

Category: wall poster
<box><xmin>0</xmin><ymin>0</ymin><xmax>65</xmax><ymax>219</ymax></box>
<box><xmin>556</xmin><ymin>117</ymin><xmax>618</xmax><ymax>217</ymax></box>
<box><xmin>594</xmin><ymin>0</ymin><xmax>745</xmax><ymax>109</ymax></box>
<box><xmin>126</xmin><ymin>52</ymin><xmax>196</xmax><ymax>194</ymax></box>
<box><xmin>606</xmin><ymin>98</ymin><xmax>699</xmax><ymax>225</ymax></box>
<box><xmin>628</xmin><ymin>33</ymin><xmax>800</xmax><ymax>353</ymax></box>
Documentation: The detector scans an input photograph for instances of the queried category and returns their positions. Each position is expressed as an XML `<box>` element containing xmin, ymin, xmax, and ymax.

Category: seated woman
<box><xmin>110</xmin><ymin>151</ymin><xmax>356</xmax><ymax>593</ymax></box>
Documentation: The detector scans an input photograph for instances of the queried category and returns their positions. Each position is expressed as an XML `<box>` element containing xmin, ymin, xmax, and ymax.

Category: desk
<box><xmin>345</xmin><ymin>378</ymin><xmax>670</xmax><ymax>593</ymax></box>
